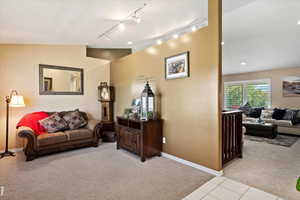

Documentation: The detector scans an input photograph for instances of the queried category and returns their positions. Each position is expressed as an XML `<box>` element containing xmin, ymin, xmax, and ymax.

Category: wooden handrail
<box><xmin>222</xmin><ymin>111</ymin><xmax>243</xmax><ymax>167</ymax></box>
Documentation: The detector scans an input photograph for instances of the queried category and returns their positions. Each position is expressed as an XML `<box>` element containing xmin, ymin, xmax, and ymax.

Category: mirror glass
<box><xmin>39</xmin><ymin>65</ymin><xmax>83</xmax><ymax>95</ymax></box>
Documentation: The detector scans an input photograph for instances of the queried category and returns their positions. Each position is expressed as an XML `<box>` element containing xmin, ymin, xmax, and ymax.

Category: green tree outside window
<box><xmin>224</xmin><ymin>81</ymin><xmax>270</xmax><ymax>109</ymax></box>
<box><xmin>247</xmin><ymin>84</ymin><xmax>269</xmax><ymax>107</ymax></box>
<box><xmin>225</xmin><ymin>85</ymin><xmax>243</xmax><ymax>109</ymax></box>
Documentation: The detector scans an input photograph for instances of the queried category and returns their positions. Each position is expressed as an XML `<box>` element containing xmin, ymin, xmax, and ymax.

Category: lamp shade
<box><xmin>9</xmin><ymin>95</ymin><xmax>25</xmax><ymax>107</ymax></box>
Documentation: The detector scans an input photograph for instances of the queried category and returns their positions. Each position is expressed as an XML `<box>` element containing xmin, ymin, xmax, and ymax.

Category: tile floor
<box><xmin>183</xmin><ymin>176</ymin><xmax>285</xmax><ymax>200</ymax></box>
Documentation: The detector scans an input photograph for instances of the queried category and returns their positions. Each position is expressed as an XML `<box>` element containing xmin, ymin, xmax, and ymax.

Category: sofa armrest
<box><xmin>17</xmin><ymin>126</ymin><xmax>37</xmax><ymax>147</ymax></box>
<box><xmin>86</xmin><ymin>119</ymin><xmax>100</xmax><ymax>131</ymax></box>
<box><xmin>86</xmin><ymin>120</ymin><xmax>102</xmax><ymax>138</ymax></box>
<box><xmin>17</xmin><ymin>126</ymin><xmax>38</xmax><ymax>159</ymax></box>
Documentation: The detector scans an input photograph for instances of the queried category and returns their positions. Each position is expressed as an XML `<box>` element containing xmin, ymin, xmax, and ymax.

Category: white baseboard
<box><xmin>0</xmin><ymin>148</ymin><xmax>23</xmax><ymax>153</ymax></box>
<box><xmin>162</xmin><ymin>152</ymin><xmax>223</xmax><ymax>177</ymax></box>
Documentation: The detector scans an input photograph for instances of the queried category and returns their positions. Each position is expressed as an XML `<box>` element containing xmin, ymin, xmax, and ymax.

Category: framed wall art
<box><xmin>165</xmin><ymin>51</ymin><xmax>189</xmax><ymax>80</ymax></box>
<box><xmin>283</xmin><ymin>76</ymin><xmax>300</xmax><ymax>97</ymax></box>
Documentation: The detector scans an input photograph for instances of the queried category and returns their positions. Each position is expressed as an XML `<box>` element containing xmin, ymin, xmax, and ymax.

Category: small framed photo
<box><xmin>165</xmin><ymin>51</ymin><xmax>190</xmax><ymax>80</ymax></box>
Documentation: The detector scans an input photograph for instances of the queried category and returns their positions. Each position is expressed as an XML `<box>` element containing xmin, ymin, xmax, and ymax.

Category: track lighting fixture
<box><xmin>133</xmin><ymin>15</ymin><xmax>142</xmax><ymax>24</ymax></box>
<box><xmin>97</xmin><ymin>1</ymin><xmax>150</xmax><ymax>40</ymax></box>
<box><xmin>191</xmin><ymin>26</ymin><xmax>197</xmax><ymax>32</ymax></box>
<box><xmin>118</xmin><ymin>23</ymin><xmax>125</xmax><ymax>31</ymax></box>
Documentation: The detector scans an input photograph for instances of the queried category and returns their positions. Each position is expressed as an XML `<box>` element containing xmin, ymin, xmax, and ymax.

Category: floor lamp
<box><xmin>0</xmin><ymin>90</ymin><xmax>25</xmax><ymax>159</ymax></box>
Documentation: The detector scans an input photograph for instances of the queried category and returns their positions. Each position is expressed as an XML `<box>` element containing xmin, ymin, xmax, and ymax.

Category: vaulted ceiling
<box><xmin>0</xmin><ymin>0</ymin><xmax>208</xmax><ymax>50</ymax></box>
<box><xmin>1</xmin><ymin>0</ymin><xmax>299</xmax><ymax>75</ymax></box>
<box><xmin>223</xmin><ymin>0</ymin><xmax>300</xmax><ymax>74</ymax></box>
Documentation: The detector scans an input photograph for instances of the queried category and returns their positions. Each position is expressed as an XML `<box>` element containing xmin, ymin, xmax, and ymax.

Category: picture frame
<box><xmin>165</xmin><ymin>51</ymin><xmax>190</xmax><ymax>80</ymax></box>
<box><xmin>282</xmin><ymin>76</ymin><xmax>300</xmax><ymax>97</ymax></box>
<box><xmin>39</xmin><ymin>64</ymin><xmax>84</xmax><ymax>95</ymax></box>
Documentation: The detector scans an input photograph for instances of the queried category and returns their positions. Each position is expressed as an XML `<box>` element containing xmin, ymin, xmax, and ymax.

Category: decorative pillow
<box><xmin>292</xmin><ymin>110</ymin><xmax>300</xmax><ymax>125</ymax></box>
<box><xmin>261</xmin><ymin>109</ymin><xmax>274</xmax><ymax>119</ymax></box>
<box><xmin>62</xmin><ymin>109</ymin><xmax>87</xmax><ymax>130</ymax></box>
<box><xmin>248</xmin><ymin>107</ymin><xmax>263</xmax><ymax>118</ymax></box>
<box><xmin>272</xmin><ymin>108</ymin><xmax>286</xmax><ymax>120</ymax></box>
<box><xmin>239</xmin><ymin>102</ymin><xmax>252</xmax><ymax>116</ymax></box>
<box><xmin>283</xmin><ymin>109</ymin><xmax>297</xmax><ymax>121</ymax></box>
<box><xmin>39</xmin><ymin>113</ymin><xmax>68</xmax><ymax>133</ymax></box>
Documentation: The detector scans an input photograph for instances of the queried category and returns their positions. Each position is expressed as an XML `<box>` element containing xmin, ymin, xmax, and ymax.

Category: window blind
<box><xmin>246</xmin><ymin>83</ymin><xmax>271</xmax><ymax>108</ymax></box>
<box><xmin>224</xmin><ymin>84</ymin><xmax>243</xmax><ymax>110</ymax></box>
<box><xmin>224</xmin><ymin>79</ymin><xmax>271</xmax><ymax>110</ymax></box>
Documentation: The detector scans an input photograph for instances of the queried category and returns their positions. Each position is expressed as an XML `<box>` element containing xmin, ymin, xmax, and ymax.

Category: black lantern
<box><xmin>141</xmin><ymin>82</ymin><xmax>155</xmax><ymax>120</ymax></box>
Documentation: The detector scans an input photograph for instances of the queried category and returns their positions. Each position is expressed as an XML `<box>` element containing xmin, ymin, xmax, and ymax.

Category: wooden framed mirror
<box><xmin>39</xmin><ymin>64</ymin><xmax>84</xmax><ymax>95</ymax></box>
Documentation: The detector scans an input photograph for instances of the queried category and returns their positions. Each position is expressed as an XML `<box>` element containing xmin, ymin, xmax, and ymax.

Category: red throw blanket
<box><xmin>17</xmin><ymin>112</ymin><xmax>49</xmax><ymax>135</ymax></box>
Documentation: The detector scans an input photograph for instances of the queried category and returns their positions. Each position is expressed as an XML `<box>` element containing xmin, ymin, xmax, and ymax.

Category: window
<box><xmin>224</xmin><ymin>84</ymin><xmax>243</xmax><ymax>110</ymax></box>
<box><xmin>224</xmin><ymin>79</ymin><xmax>271</xmax><ymax>110</ymax></box>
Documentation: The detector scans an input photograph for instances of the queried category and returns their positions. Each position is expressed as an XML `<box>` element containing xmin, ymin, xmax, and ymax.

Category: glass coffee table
<box><xmin>242</xmin><ymin>121</ymin><xmax>278</xmax><ymax>139</ymax></box>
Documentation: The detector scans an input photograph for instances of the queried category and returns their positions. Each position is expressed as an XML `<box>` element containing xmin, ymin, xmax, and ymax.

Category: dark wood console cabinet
<box><xmin>116</xmin><ymin>117</ymin><xmax>162</xmax><ymax>162</ymax></box>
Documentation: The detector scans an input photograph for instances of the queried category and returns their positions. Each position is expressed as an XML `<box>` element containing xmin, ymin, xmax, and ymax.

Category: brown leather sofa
<box><xmin>17</xmin><ymin>111</ymin><xmax>102</xmax><ymax>161</ymax></box>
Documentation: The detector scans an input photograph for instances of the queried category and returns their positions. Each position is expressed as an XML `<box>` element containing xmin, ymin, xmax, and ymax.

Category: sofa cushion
<box><xmin>261</xmin><ymin>109</ymin><xmax>274</xmax><ymax>119</ymax></box>
<box><xmin>37</xmin><ymin>132</ymin><xmax>68</xmax><ymax>146</ymax></box>
<box><xmin>272</xmin><ymin>108</ymin><xmax>286</xmax><ymax>120</ymax></box>
<box><xmin>64</xmin><ymin>128</ymin><xmax>93</xmax><ymax>141</ymax></box>
<box><xmin>62</xmin><ymin>109</ymin><xmax>87</xmax><ymax>130</ymax></box>
<box><xmin>39</xmin><ymin>113</ymin><xmax>69</xmax><ymax>133</ymax></box>
<box><xmin>292</xmin><ymin>110</ymin><xmax>300</xmax><ymax>125</ymax></box>
<box><xmin>283</xmin><ymin>109</ymin><xmax>297</xmax><ymax>120</ymax></box>
<box><xmin>261</xmin><ymin>118</ymin><xmax>275</xmax><ymax>123</ymax></box>
<box><xmin>249</xmin><ymin>107</ymin><xmax>263</xmax><ymax>118</ymax></box>
<box><xmin>273</xmin><ymin>120</ymin><xmax>293</xmax><ymax>127</ymax></box>
<box><xmin>244</xmin><ymin>117</ymin><xmax>257</xmax><ymax>122</ymax></box>
<box><xmin>278</xmin><ymin>126</ymin><xmax>300</xmax><ymax>136</ymax></box>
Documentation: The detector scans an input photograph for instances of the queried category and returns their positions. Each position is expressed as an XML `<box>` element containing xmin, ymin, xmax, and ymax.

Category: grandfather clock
<box><xmin>98</xmin><ymin>82</ymin><xmax>115</xmax><ymax>142</ymax></box>
<box><xmin>98</xmin><ymin>82</ymin><xmax>114</xmax><ymax>122</ymax></box>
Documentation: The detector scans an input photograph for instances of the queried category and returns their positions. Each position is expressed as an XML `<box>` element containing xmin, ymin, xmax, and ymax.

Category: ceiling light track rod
<box><xmin>97</xmin><ymin>0</ymin><xmax>151</xmax><ymax>40</ymax></box>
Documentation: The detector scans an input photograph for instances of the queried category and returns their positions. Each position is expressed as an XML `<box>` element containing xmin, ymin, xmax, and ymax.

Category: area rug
<box><xmin>244</xmin><ymin>134</ymin><xmax>299</xmax><ymax>147</ymax></box>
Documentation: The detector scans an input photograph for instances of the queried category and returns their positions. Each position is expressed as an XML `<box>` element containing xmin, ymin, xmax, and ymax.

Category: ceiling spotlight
<box><xmin>133</xmin><ymin>16</ymin><xmax>141</xmax><ymax>24</ymax></box>
<box><xmin>136</xmin><ymin>18</ymin><xmax>141</xmax><ymax>23</ymax></box>
<box><xmin>173</xmin><ymin>34</ymin><xmax>179</xmax><ymax>39</ymax></box>
<box><xmin>127</xmin><ymin>41</ymin><xmax>133</xmax><ymax>45</ymax></box>
<box><xmin>118</xmin><ymin>23</ymin><xmax>126</xmax><ymax>31</ymax></box>
<box><xmin>297</xmin><ymin>20</ymin><xmax>300</xmax><ymax>25</ymax></box>
<box><xmin>240</xmin><ymin>62</ymin><xmax>247</xmax><ymax>66</ymax></box>
<box><xmin>156</xmin><ymin>39</ymin><xmax>162</xmax><ymax>45</ymax></box>
<box><xmin>191</xmin><ymin>26</ymin><xmax>197</xmax><ymax>32</ymax></box>
<box><xmin>221</xmin><ymin>41</ymin><xmax>225</xmax><ymax>46</ymax></box>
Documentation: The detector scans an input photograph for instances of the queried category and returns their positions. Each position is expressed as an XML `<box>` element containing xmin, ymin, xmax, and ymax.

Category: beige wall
<box><xmin>111</xmin><ymin>0</ymin><xmax>222</xmax><ymax>170</ymax></box>
<box><xmin>223</xmin><ymin>67</ymin><xmax>300</xmax><ymax>109</ymax></box>
<box><xmin>0</xmin><ymin>44</ymin><xmax>110</xmax><ymax>150</ymax></box>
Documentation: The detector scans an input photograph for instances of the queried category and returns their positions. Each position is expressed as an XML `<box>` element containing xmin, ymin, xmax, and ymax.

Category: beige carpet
<box><xmin>0</xmin><ymin>143</ymin><xmax>212</xmax><ymax>200</ymax></box>
<box><xmin>224</xmin><ymin>137</ymin><xmax>300</xmax><ymax>200</ymax></box>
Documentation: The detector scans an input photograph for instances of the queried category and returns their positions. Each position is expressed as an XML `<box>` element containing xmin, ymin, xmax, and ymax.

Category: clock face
<box><xmin>101</xmin><ymin>88</ymin><xmax>109</xmax><ymax>100</ymax></box>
